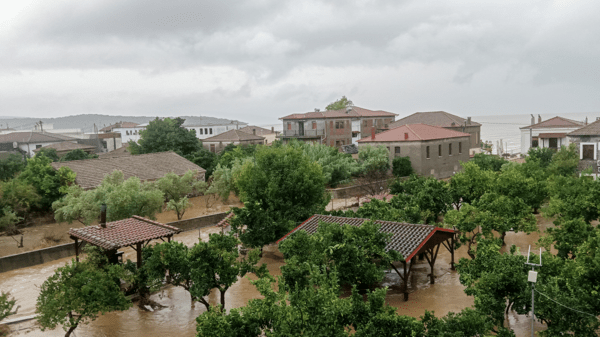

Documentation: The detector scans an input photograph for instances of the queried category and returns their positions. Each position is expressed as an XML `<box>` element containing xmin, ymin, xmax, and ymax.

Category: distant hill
<box><xmin>0</xmin><ymin>114</ymin><xmax>246</xmax><ymax>133</ymax></box>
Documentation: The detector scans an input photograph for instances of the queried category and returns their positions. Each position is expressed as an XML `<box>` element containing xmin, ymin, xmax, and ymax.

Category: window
<box><xmin>36</xmin><ymin>144</ymin><xmax>42</xmax><ymax>149</ymax></box>
<box><xmin>395</xmin><ymin>147</ymin><xmax>401</xmax><ymax>154</ymax></box>
<box><xmin>335</xmin><ymin>121</ymin><xmax>344</xmax><ymax>129</ymax></box>
<box><xmin>126</xmin><ymin>131</ymin><xmax>130</xmax><ymax>135</ymax></box>
<box><xmin>335</xmin><ymin>140</ymin><xmax>341</xmax><ymax>147</ymax></box>
<box><xmin>549</xmin><ymin>138</ymin><xmax>558</xmax><ymax>149</ymax></box>
<box><xmin>210</xmin><ymin>144</ymin><xmax>216</xmax><ymax>153</ymax></box>
<box><xmin>363</xmin><ymin>120</ymin><xmax>368</xmax><ymax>127</ymax></box>
<box><xmin>205</xmin><ymin>128</ymin><xmax>208</xmax><ymax>134</ymax></box>
<box><xmin>312</xmin><ymin>121</ymin><xmax>317</xmax><ymax>129</ymax></box>
<box><xmin>287</xmin><ymin>122</ymin><xmax>292</xmax><ymax>130</ymax></box>
<box><xmin>438</xmin><ymin>144</ymin><xmax>442</xmax><ymax>157</ymax></box>
<box><xmin>426</xmin><ymin>146</ymin><xmax>430</xmax><ymax>159</ymax></box>
<box><xmin>209</xmin><ymin>128</ymin><xmax>213</xmax><ymax>135</ymax></box>
<box><xmin>459</xmin><ymin>142</ymin><xmax>462</xmax><ymax>154</ymax></box>
<box><xmin>449</xmin><ymin>143</ymin><xmax>452</xmax><ymax>155</ymax></box>
<box><xmin>200</xmin><ymin>128</ymin><xmax>203</xmax><ymax>135</ymax></box>
<box><xmin>582</xmin><ymin>144</ymin><xmax>595</xmax><ymax>160</ymax></box>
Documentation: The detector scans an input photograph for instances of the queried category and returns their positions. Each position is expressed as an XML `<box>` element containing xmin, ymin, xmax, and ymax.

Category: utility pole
<box><xmin>525</xmin><ymin>245</ymin><xmax>542</xmax><ymax>337</ymax></box>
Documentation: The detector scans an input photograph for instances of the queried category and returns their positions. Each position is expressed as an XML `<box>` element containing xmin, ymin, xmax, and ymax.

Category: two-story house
<box><xmin>520</xmin><ymin>115</ymin><xmax>585</xmax><ymax>154</ymax></box>
<box><xmin>279</xmin><ymin>106</ymin><xmax>398</xmax><ymax>147</ymax></box>
<box><xmin>567</xmin><ymin>118</ymin><xmax>600</xmax><ymax>178</ymax></box>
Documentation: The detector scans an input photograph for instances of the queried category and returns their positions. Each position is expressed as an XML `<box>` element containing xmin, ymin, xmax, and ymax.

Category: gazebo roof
<box><xmin>69</xmin><ymin>215</ymin><xmax>181</xmax><ymax>250</ymax></box>
<box><xmin>277</xmin><ymin>214</ymin><xmax>455</xmax><ymax>261</ymax></box>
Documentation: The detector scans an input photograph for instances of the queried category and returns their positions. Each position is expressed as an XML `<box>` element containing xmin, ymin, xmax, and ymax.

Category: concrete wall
<box><xmin>445</xmin><ymin>125</ymin><xmax>481</xmax><ymax>150</ymax></box>
<box><xmin>0</xmin><ymin>212</ymin><xmax>229</xmax><ymax>273</ymax></box>
<box><xmin>327</xmin><ymin>180</ymin><xmax>390</xmax><ymax>199</ymax></box>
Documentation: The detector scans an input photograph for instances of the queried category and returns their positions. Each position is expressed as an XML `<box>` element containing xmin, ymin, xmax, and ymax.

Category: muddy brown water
<box><xmin>1</xmin><ymin>215</ymin><xmax>554</xmax><ymax>336</ymax></box>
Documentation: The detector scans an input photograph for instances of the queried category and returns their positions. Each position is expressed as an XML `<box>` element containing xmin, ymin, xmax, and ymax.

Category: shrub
<box><xmin>392</xmin><ymin>156</ymin><xmax>414</xmax><ymax>177</ymax></box>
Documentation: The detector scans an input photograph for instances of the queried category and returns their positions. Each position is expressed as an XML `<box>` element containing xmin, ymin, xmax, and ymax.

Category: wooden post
<box><xmin>74</xmin><ymin>237</ymin><xmax>79</xmax><ymax>263</ymax></box>
<box><xmin>403</xmin><ymin>261</ymin><xmax>408</xmax><ymax>301</ymax></box>
<box><xmin>450</xmin><ymin>236</ymin><xmax>455</xmax><ymax>271</ymax></box>
<box><xmin>136</xmin><ymin>242</ymin><xmax>142</xmax><ymax>269</ymax></box>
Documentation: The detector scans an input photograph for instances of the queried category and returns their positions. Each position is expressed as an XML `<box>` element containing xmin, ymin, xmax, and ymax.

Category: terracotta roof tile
<box><xmin>567</xmin><ymin>118</ymin><xmax>600</xmax><ymax>136</ymax></box>
<box><xmin>277</xmin><ymin>215</ymin><xmax>455</xmax><ymax>261</ymax></box>
<box><xmin>69</xmin><ymin>215</ymin><xmax>181</xmax><ymax>250</ymax></box>
<box><xmin>100</xmin><ymin>122</ymin><xmax>140</xmax><ymax>132</ymax></box>
<box><xmin>33</xmin><ymin>141</ymin><xmax>96</xmax><ymax>153</ymax></box>
<box><xmin>52</xmin><ymin>151</ymin><xmax>205</xmax><ymax>190</ymax></box>
<box><xmin>520</xmin><ymin>116</ymin><xmax>585</xmax><ymax>130</ymax></box>
<box><xmin>390</xmin><ymin>111</ymin><xmax>481</xmax><ymax>128</ymax></box>
<box><xmin>203</xmin><ymin>129</ymin><xmax>265</xmax><ymax>142</ymax></box>
<box><xmin>238</xmin><ymin>125</ymin><xmax>277</xmax><ymax>136</ymax></box>
<box><xmin>280</xmin><ymin>106</ymin><xmax>397</xmax><ymax>120</ymax></box>
<box><xmin>0</xmin><ymin>132</ymin><xmax>76</xmax><ymax>144</ymax></box>
<box><xmin>357</xmin><ymin>124</ymin><xmax>470</xmax><ymax>143</ymax></box>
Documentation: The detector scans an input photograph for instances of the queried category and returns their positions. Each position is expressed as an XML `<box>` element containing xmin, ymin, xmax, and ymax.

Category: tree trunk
<box><xmin>500</xmin><ymin>231</ymin><xmax>506</xmax><ymax>245</ymax></box>
<box><xmin>220</xmin><ymin>288</ymin><xmax>227</xmax><ymax>309</ymax></box>
<box><xmin>65</xmin><ymin>326</ymin><xmax>78</xmax><ymax>337</ymax></box>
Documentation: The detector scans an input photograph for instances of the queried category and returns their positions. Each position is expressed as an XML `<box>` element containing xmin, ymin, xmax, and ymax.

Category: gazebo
<box><xmin>69</xmin><ymin>214</ymin><xmax>182</xmax><ymax>268</ymax></box>
<box><xmin>277</xmin><ymin>214</ymin><xmax>456</xmax><ymax>301</ymax></box>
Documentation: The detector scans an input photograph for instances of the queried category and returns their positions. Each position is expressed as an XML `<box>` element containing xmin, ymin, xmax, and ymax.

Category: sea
<box><xmin>260</xmin><ymin>112</ymin><xmax>597</xmax><ymax>155</ymax></box>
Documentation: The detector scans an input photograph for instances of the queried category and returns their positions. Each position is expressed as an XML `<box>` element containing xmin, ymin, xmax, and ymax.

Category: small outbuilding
<box><xmin>202</xmin><ymin>129</ymin><xmax>265</xmax><ymax>153</ymax></box>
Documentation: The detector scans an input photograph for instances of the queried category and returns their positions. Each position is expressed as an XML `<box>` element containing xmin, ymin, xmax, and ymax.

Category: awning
<box><xmin>538</xmin><ymin>133</ymin><xmax>567</xmax><ymax>139</ymax></box>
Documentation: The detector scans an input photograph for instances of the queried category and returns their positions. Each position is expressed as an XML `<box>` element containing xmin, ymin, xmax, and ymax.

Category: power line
<box><xmin>534</xmin><ymin>288</ymin><xmax>598</xmax><ymax>319</ymax></box>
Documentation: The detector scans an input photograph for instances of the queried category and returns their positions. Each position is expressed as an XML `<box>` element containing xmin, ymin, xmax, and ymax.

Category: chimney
<box><xmin>538</xmin><ymin>114</ymin><xmax>542</xmax><ymax>123</ymax></box>
<box><xmin>271</xmin><ymin>126</ymin><xmax>274</xmax><ymax>132</ymax></box>
<box><xmin>315</xmin><ymin>108</ymin><xmax>320</xmax><ymax>112</ymax></box>
<box><xmin>585</xmin><ymin>117</ymin><xmax>588</xmax><ymax>125</ymax></box>
<box><xmin>531</xmin><ymin>114</ymin><xmax>535</xmax><ymax>125</ymax></box>
<box><xmin>371</xmin><ymin>129</ymin><xmax>375</xmax><ymax>140</ymax></box>
<box><xmin>404</xmin><ymin>132</ymin><xmax>409</xmax><ymax>140</ymax></box>
<box><xmin>346</xmin><ymin>106</ymin><xmax>352</xmax><ymax>114</ymax></box>
<box><xmin>100</xmin><ymin>203</ymin><xmax>107</xmax><ymax>228</ymax></box>
<box><xmin>467</xmin><ymin>117</ymin><xmax>471</xmax><ymax>125</ymax></box>
<box><xmin>252</xmin><ymin>128</ymin><xmax>256</xmax><ymax>135</ymax></box>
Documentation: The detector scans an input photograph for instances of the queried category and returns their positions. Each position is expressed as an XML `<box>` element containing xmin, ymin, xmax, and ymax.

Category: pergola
<box><xmin>277</xmin><ymin>214</ymin><xmax>456</xmax><ymax>301</ymax></box>
<box><xmin>69</xmin><ymin>215</ymin><xmax>182</xmax><ymax>268</ymax></box>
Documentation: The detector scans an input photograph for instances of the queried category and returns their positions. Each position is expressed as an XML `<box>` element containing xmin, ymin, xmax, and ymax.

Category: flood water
<box><xmin>1</xmin><ymin>216</ymin><xmax>554</xmax><ymax>336</ymax></box>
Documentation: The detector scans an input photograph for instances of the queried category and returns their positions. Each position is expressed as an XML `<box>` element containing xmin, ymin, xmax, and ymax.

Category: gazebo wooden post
<box><xmin>74</xmin><ymin>237</ymin><xmax>79</xmax><ymax>263</ymax></box>
<box><xmin>136</xmin><ymin>242</ymin><xmax>142</xmax><ymax>269</ymax></box>
<box><xmin>450</xmin><ymin>236</ymin><xmax>455</xmax><ymax>271</ymax></box>
<box><xmin>402</xmin><ymin>260</ymin><xmax>408</xmax><ymax>301</ymax></box>
<box><xmin>424</xmin><ymin>244</ymin><xmax>441</xmax><ymax>285</ymax></box>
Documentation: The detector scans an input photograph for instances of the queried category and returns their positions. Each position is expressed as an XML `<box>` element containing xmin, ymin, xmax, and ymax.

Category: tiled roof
<box><xmin>33</xmin><ymin>141</ymin><xmax>96</xmax><ymax>153</ymax></box>
<box><xmin>203</xmin><ymin>129</ymin><xmax>265</xmax><ymax>142</ymax></box>
<box><xmin>216</xmin><ymin>212</ymin><xmax>234</xmax><ymax>228</ymax></box>
<box><xmin>238</xmin><ymin>125</ymin><xmax>277</xmax><ymax>136</ymax></box>
<box><xmin>567</xmin><ymin>118</ymin><xmax>600</xmax><ymax>136</ymax></box>
<box><xmin>357</xmin><ymin>124</ymin><xmax>470</xmax><ymax>143</ymax></box>
<box><xmin>69</xmin><ymin>215</ymin><xmax>181</xmax><ymax>250</ymax></box>
<box><xmin>389</xmin><ymin>111</ymin><xmax>481</xmax><ymax>128</ymax></box>
<box><xmin>98</xmin><ymin>144</ymin><xmax>131</xmax><ymax>159</ymax></box>
<box><xmin>538</xmin><ymin>133</ymin><xmax>567</xmax><ymax>139</ymax></box>
<box><xmin>100</xmin><ymin>122</ymin><xmax>140</xmax><ymax>132</ymax></box>
<box><xmin>52</xmin><ymin>151</ymin><xmax>206</xmax><ymax>190</ymax></box>
<box><xmin>277</xmin><ymin>215</ymin><xmax>455</xmax><ymax>261</ymax></box>
<box><xmin>0</xmin><ymin>132</ymin><xmax>76</xmax><ymax>144</ymax></box>
<box><xmin>280</xmin><ymin>106</ymin><xmax>397</xmax><ymax>120</ymax></box>
<box><xmin>520</xmin><ymin>116</ymin><xmax>585</xmax><ymax>130</ymax></box>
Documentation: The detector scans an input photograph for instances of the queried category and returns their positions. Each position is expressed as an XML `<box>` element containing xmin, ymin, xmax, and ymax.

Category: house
<box><xmin>567</xmin><ymin>118</ymin><xmax>600</xmax><ymax>178</ymax></box>
<box><xmin>520</xmin><ymin>115</ymin><xmax>585</xmax><ymax>154</ymax></box>
<box><xmin>183</xmin><ymin>121</ymin><xmax>248</xmax><ymax>140</ymax></box>
<box><xmin>389</xmin><ymin>111</ymin><xmax>481</xmax><ymax>154</ymax></box>
<box><xmin>100</xmin><ymin>122</ymin><xmax>145</xmax><ymax>144</ymax></box>
<box><xmin>238</xmin><ymin>125</ymin><xmax>279</xmax><ymax>144</ymax></box>
<box><xmin>357</xmin><ymin>124</ymin><xmax>471</xmax><ymax>179</ymax></box>
<box><xmin>33</xmin><ymin>142</ymin><xmax>96</xmax><ymax>158</ymax></box>
<box><xmin>202</xmin><ymin>129</ymin><xmax>265</xmax><ymax>153</ymax></box>
<box><xmin>51</xmin><ymin>151</ymin><xmax>206</xmax><ymax>190</ymax></box>
<box><xmin>0</xmin><ymin>131</ymin><xmax>78</xmax><ymax>157</ymax></box>
<box><xmin>279</xmin><ymin>106</ymin><xmax>398</xmax><ymax>147</ymax></box>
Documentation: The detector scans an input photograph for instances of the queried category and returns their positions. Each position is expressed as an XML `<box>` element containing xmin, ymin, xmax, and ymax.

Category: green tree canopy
<box><xmin>0</xmin><ymin>291</ymin><xmax>17</xmax><ymax>322</ymax></box>
<box><xmin>185</xmin><ymin>147</ymin><xmax>219</xmax><ymax>179</ymax></box>
<box><xmin>391</xmin><ymin>156</ymin><xmax>414</xmax><ymax>177</ymax></box>
<box><xmin>35</xmin><ymin>147</ymin><xmax>60</xmax><ymax>162</ymax></box>
<box><xmin>547</xmin><ymin>143</ymin><xmax>579</xmax><ymax>177</ymax></box>
<box><xmin>18</xmin><ymin>155</ymin><xmax>76</xmax><ymax>210</ymax></box>
<box><xmin>527</xmin><ymin>147</ymin><xmax>554</xmax><ymax>168</ymax></box>
<box><xmin>448</xmin><ymin>161</ymin><xmax>496</xmax><ymax>208</ymax></box>
<box><xmin>325</xmin><ymin>96</ymin><xmax>353</xmax><ymax>111</ymax></box>
<box><xmin>0</xmin><ymin>153</ymin><xmax>26</xmax><ymax>181</ymax></box>
<box><xmin>53</xmin><ymin>170</ymin><xmax>164</xmax><ymax>225</ymax></box>
<box><xmin>155</xmin><ymin>170</ymin><xmax>206</xmax><ymax>220</ymax></box>
<box><xmin>471</xmin><ymin>153</ymin><xmax>508</xmax><ymax>172</ymax></box>
<box><xmin>390</xmin><ymin>175</ymin><xmax>452</xmax><ymax>224</ymax></box>
<box><xmin>60</xmin><ymin>149</ymin><xmax>98</xmax><ymax>162</ymax></box>
<box><xmin>129</xmin><ymin>117</ymin><xmax>201</xmax><ymax>157</ymax></box>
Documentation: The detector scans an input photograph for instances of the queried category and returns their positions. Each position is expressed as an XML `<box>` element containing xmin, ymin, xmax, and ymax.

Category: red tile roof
<box><xmin>100</xmin><ymin>122</ymin><xmax>140</xmax><ymax>132</ymax></box>
<box><xmin>390</xmin><ymin>111</ymin><xmax>481</xmax><ymax>128</ymax></box>
<box><xmin>277</xmin><ymin>215</ymin><xmax>455</xmax><ymax>261</ymax></box>
<box><xmin>33</xmin><ymin>141</ymin><xmax>96</xmax><ymax>153</ymax></box>
<box><xmin>280</xmin><ymin>106</ymin><xmax>397</xmax><ymax>120</ymax></box>
<box><xmin>538</xmin><ymin>133</ymin><xmax>567</xmax><ymax>139</ymax></box>
<box><xmin>0</xmin><ymin>132</ymin><xmax>76</xmax><ymax>144</ymax></box>
<box><xmin>68</xmin><ymin>215</ymin><xmax>181</xmax><ymax>250</ymax></box>
<box><xmin>357</xmin><ymin>124</ymin><xmax>470</xmax><ymax>143</ymax></box>
<box><xmin>567</xmin><ymin>118</ymin><xmax>600</xmax><ymax>136</ymax></box>
<box><xmin>520</xmin><ymin>116</ymin><xmax>585</xmax><ymax>130</ymax></box>
<box><xmin>216</xmin><ymin>212</ymin><xmax>234</xmax><ymax>228</ymax></box>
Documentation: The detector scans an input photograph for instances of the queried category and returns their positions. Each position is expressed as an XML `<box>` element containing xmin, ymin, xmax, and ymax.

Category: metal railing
<box><xmin>280</xmin><ymin>129</ymin><xmax>326</xmax><ymax>137</ymax></box>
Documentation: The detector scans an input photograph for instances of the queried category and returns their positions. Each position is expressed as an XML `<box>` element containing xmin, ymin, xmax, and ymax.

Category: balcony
<box><xmin>279</xmin><ymin>129</ymin><xmax>326</xmax><ymax>138</ymax></box>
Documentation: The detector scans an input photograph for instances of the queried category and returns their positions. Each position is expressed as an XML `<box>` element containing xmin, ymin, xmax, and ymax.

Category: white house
<box><xmin>100</xmin><ymin>122</ymin><xmax>145</xmax><ymax>144</ymax></box>
<box><xmin>183</xmin><ymin>122</ymin><xmax>247</xmax><ymax>140</ymax></box>
<box><xmin>0</xmin><ymin>131</ymin><xmax>78</xmax><ymax>157</ymax></box>
<box><xmin>520</xmin><ymin>115</ymin><xmax>585</xmax><ymax>154</ymax></box>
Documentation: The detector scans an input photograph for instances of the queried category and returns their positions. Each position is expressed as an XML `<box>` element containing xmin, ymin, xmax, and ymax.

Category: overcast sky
<box><xmin>1</xmin><ymin>0</ymin><xmax>599</xmax><ymax>124</ymax></box>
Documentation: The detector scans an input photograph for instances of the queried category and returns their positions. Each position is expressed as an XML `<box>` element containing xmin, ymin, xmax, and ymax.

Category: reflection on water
<box><xmin>1</xmin><ymin>216</ymin><xmax>553</xmax><ymax>336</ymax></box>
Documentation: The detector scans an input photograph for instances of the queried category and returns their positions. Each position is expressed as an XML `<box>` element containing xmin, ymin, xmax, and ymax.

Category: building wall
<box><xmin>520</xmin><ymin>127</ymin><xmax>580</xmax><ymax>154</ymax></box>
<box><xmin>358</xmin><ymin>136</ymin><xmax>470</xmax><ymax>179</ymax></box>
<box><xmin>569</xmin><ymin>136</ymin><xmax>600</xmax><ymax>178</ymax></box>
<box><xmin>113</xmin><ymin>127</ymin><xmax>146</xmax><ymax>143</ymax></box>
<box><xmin>21</xmin><ymin>141</ymin><xmax>78</xmax><ymax>157</ymax></box>
<box><xmin>185</xmin><ymin>124</ymin><xmax>247</xmax><ymax>140</ymax></box>
<box><xmin>445</xmin><ymin>125</ymin><xmax>481</xmax><ymax>150</ymax></box>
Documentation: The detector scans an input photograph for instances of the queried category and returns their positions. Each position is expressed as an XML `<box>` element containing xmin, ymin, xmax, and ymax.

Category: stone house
<box><xmin>520</xmin><ymin>115</ymin><xmax>585</xmax><ymax>154</ymax></box>
<box><xmin>279</xmin><ymin>106</ymin><xmax>397</xmax><ymax>147</ymax></box>
<box><xmin>567</xmin><ymin>118</ymin><xmax>600</xmax><ymax>178</ymax></box>
<box><xmin>357</xmin><ymin>124</ymin><xmax>471</xmax><ymax>179</ymax></box>
<box><xmin>202</xmin><ymin>129</ymin><xmax>265</xmax><ymax>153</ymax></box>
<box><xmin>389</xmin><ymin>111</ymin><xmax>481</xmax><ymax>155</ymax></box>
<box><xmin>238</xmin><ymin>125</ymin><xmax>279</xmax><ymax>145</ymax></box>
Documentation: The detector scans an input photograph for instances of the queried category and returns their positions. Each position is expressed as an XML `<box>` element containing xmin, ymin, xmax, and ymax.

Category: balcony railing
<box><xmin>280</xmin><ymin>129</ymin><xmax>326</xmax><ymax>138</ymax></box>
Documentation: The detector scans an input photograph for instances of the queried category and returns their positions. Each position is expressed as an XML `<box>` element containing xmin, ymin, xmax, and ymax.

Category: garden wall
<box><xmin>327</xmin><ymin>180</ymin><xmax>390</xmax><ymax>199</ymax></box>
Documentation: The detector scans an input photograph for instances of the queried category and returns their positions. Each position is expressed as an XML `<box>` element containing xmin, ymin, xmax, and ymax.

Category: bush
<box><xmin>392</xmin><ymin>156</ymin><xmax>414</xmax><ymax>177</ymax></box>
<box><xmin>60</xmin><ymin>149</ymin><xmax>98</xmax><ymax>162</ymax></box>
<box><xmin>0</xmin><ymin>154</ymin><xmax>26</xmax><ymax>181</ymax></box>
<box><xmin>471</xmin><ymin>153</ymin><xmax>507</xmax><ymax>171</ymax></box>
<box><xmin>527</xmin><ymin>147</ymin><xmax>554</xmax><ymax>168</ymax></box>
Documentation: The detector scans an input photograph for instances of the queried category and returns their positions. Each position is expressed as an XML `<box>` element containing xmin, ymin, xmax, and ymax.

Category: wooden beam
<box><xmin>403</xmin><ymin>261</ymin><xmax>409</xmax><ymax>301</ymax></box>
<box><xmin>136</xmin><ymin>242</ymin><xmax>142</xmax><ymax>269</ymax></box>
<box><xmin>74</xmin><ymin>237</ymin><xmax>79</xmax><ymax>263</ymax></box>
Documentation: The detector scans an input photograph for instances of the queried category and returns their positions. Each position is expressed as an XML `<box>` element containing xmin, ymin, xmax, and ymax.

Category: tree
<box><xmin>391</xmin><ymin>156</ymin><xmax>414</xmax><ymax>177</ymax></box>
<box><xmin>328</xmin><ymin>196</ymin><xmax>422</xmax><ymax>224</ymax></box>
<box><xmin>35</xmin><ymin>148</ymin><xmax>60</xmax><ymax>162</ymax></box>
<box><xmin>185</xmin><ymin>147</ymin><xmax>219</xmax><ymax>179</ymax></box>
<box><xmin>144</xmin><ymin>235</ymin><xmax>265</xmax><ymax>311</ymax></box>
<box><xmin>547</xmin><ymin>143</ymin><xmax>579</xmax><ymax>177</ymax></box>
<box><xmin>19</xmin><ymin>155</ymin><xmax>76</xmax><ymax>210</ymax></box>
<box><xmin>421</xmin><ymin>308</ymin><xmax>515</xmax><ymax>337</ymax></box>
<box><xmin>0</xmin><ymin>292</ymin><xmax>17</xmax><ymax>322</ymax></box>
<box><xmin>544</xmin><ymin>174</ymin><xmax>600</xmax><ymax>223</ymax></box>
<box><xmin>129</xmin><ymin>117</ymin><xmax>201</xmax><ymax>157</ymax></box>
<box><xmin>495</xmin><ymin>162</ymin><xmax>547</xmax><ymax>212</ymax></box>
<box><xmin>230</xmin><ymin>145</ymin><xmax>327</xmax><ymax>249</ymax></box>
<box><xmin>0</xmin><ymin>153</ymin><xmax>26</xmax><ymax>181</ymax></box>
<box><xmin>474</xmin><ymin>192</ymin><xmax>537</xmax><ymax>244</ymax></box>
<box><xmin>0</xmin><ymin>178</ymin><xmax>40</xmax><ymax>218</ymax></box>
<box><xmin>355</xmin><ymin>145</ymin><xmax>391</xmax><ymax>196</ymax></box>
<box><xmin>53</xmin><ymin>170</ymin><xmax>164</xmax><ymax>225</ymax></box>
<box><xmin>448</xmin><ymin>161</ymin><xmax>496</xmax><ymax>209</ymax></box>
<box><xmin>471</xmin><ymin>153</ymin><xmax>507</xmax><ymax>171</ymax></box>
<box><xmin>325</xmin><ymin>96</ymin><xmax>353</xmax><ymax>111</ymax></box>
<box><xmin>279</xmin><ymin>221</ymin><xmax>401</xmax><ymax>291</ymax></box>
<box><xmin>60</xmin><ymin>149</ymin><xmax>98</xmax><ymax>162</ymax></box>
<box><xmin>539</xmin><ymin>217</ymin><xmax>596</xmax><ymax>259</ymax></box>
<box><xmin>527</xmin><ymin>147</ymin><xmax>554</xmax><ymax>168</ymax></box>
<box><xmin>390</xmin><ymin>175</ymin><xmax>452</xmax><ymax>223</ymax></box>
<box><xmin>156</xmin><ymin>170</ymin><xmax>205</xmax><ymax>220</ymax></box>
<box><xmin>36</xmin><ymin>254</ymin><xmax>131</xmax><ymax>337</ymax></box>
